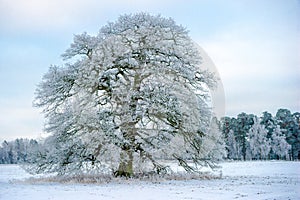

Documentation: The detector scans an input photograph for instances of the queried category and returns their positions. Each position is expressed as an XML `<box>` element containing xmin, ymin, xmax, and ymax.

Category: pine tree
<box><xmin>276</xmin><ymin>109</ymin><xmax>300</xmax><ymax>160</ymax></box>
<box><xmin>234</xmin><ymin>113</ymin><xmax>255</xmax><ymax>160</ymax></box>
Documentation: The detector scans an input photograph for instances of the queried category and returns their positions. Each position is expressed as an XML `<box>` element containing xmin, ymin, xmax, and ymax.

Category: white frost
<box><xmin>0</xmin><ymin>161</ymin><xmax>299</xmax><ymax>200</ymax></box>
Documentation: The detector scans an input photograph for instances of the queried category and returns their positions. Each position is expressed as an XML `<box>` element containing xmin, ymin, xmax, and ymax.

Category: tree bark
<box><xmin>114</xmin><ymin>149</ymin><xmax>133</xmax><ymax>177</ymax></box>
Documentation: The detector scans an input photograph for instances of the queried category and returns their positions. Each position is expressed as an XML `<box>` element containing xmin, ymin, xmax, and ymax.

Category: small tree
<box><xmin>32</xmin><ymin>13</ymin><xmax>222</xmax><ymax>177</ymax></box>
<box><xmin>226</xmin><ymin>129</ymin><xmax>240</xmax><ymax>160</ymax></box>
<box><xmin>203</xmin><ymin>117</ymin><xmax>226</xmax><ymax>163</ymax></box>
<box><xmin>246</xmin><ymin>117</ymin><xmax>270</xmax><ymax>160</ymax></box>
<box><xmin>271</xmin><ymin>125</ymin><xmax>291</xmax><ymax>160</ymax></box>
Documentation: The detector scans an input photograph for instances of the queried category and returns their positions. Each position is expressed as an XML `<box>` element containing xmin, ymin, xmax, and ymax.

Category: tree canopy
<box><xmin>31</xmin><ymin>13</ymin><xmax>222</xmax><ymax>177</ymax></box>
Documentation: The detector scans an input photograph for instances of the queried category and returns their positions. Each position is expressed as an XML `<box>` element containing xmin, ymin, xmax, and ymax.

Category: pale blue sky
<box><xmin>0</xmin><ymin>0</ymin><xmax>299</xmax><ymax>140</ymax></box>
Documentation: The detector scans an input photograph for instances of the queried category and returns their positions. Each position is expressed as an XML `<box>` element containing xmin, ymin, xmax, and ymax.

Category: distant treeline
<box><xmin>0</xmin><ymin>138</ymin><xmax>40</xmax><ymax>164</ymax></box>
<box><xmin>221</xmin><ymin>108</ymin><xmax>299</xmax><ymax>160</ymax></box>
<box><xmin>1</xmin><ymin>108</ymin><xmax>299</xmax><ymax>164</ymax></box>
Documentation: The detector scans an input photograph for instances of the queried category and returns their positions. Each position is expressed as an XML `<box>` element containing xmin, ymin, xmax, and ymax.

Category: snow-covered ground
<box><xmin>0</xmin><ymin>161</ymin><xmax>299</xmax><ymax>200</ymax></box>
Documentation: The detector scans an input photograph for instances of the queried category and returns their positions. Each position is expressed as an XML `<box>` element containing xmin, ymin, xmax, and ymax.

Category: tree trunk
<box><xmin>114</xmin><ymin>73</ymin><xmax>141</xmax><ymax>177</ymax></box>
<box><xmin>114</xmin><ymin>149</ymin><xmax>134</xmax><ymax>177</ymax></box>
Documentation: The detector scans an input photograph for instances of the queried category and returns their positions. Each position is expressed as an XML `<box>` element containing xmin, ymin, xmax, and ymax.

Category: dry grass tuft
<box><xmin>22</xmin><ymin>171</ymin><xmax>221</xmax><ymax>185</ymax></box>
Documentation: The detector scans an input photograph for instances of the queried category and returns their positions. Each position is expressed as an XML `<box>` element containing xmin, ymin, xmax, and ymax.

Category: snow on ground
<box><xmin>0</xmin><ymin>161</ymin><xmax>299</xmax><ymax>200</ymax></box>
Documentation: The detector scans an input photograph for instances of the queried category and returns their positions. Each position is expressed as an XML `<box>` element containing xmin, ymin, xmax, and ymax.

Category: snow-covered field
<box><xmin>0</xmin><ymin>161</ymin><xmax>299</xmax><ymax>200</ymax></box>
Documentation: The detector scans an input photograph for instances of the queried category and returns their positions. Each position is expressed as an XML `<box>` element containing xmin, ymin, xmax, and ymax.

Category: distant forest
<box><xmin>221</xmin><ymin>108</ymin><xmax>299</xmax><ymax>161</ymax></box>
<box><xmin>1</xmin><ymin>108</ymin><xmax>299</xmax><ymax>164</ymax></box>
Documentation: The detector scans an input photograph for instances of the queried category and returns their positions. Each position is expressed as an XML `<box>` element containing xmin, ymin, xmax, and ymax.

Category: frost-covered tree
<box><xmin>0</xmin><ymin>139</ymin><xmax>40</xmax><ymax>164</ymax></box>
<box><xmin>31</xmin><ymin>13</ymin><xmax>222</xmax><ymax>177</ymax></box>
<box><xmin>276</xmin><ymin>109</ymin><xmax>300</xmax><ymax>160</ymax></box>
<box><xmin>271</xmin><ymin>125</ymin><xmax>291</xmax><ymax>160</ymax></box>
<box><xmin>260</xmin><ymin>111</ymin><xmax>276</xmax><ymax>138</ymax></box>
<box><xmin>221</xmin><ymin>117</ymin><xmax>240</xmax><ymax>160</ymax></box>
<box><xmin>203</xmin><ymin>117</ymin><xmax>226</xmax><ymax>163</ymax></box>
<box><xmin>0</xmin><ymin>141</ymin><xmax>13</xmax><ymax>164</ymax></box>
<box><xmin>260</xmin><ymin>111</ymin><xmax>278</xmax><ymax>159</ymax></box>
<box><xmin>246</xmin><ymin>117</ymin><xmax>270</xmax><ymax>160</ymax></box>
<box><xmin>226</xmin><ymin>129</ymin><xmax>240</xmax><ymax>160</ymax></box>
<box><xmin>233</xmin><ymin>113</ymin><xmax>255</xmax><ymax>160</ymax></box>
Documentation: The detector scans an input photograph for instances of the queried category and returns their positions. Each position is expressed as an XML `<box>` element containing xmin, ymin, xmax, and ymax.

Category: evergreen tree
<box><xmin>276</xmin><ymin>109</ymin><xmax>300</xmax><ymax>160</ymax></box>
<box><xmin>234</xmin><ymin>113</ymin><xmax>255</xmax><ymax>160</ymax></box>
<box><xmin>260</xmin><ymin>111</ymin><xmax>276</xmax><ymax>138</ymax></box>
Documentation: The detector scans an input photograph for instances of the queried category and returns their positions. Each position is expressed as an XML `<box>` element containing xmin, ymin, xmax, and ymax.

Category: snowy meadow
<box><xmin>0</xmin><ymin>161</ymin><xmax>299</xmax><ymax>200</ymax></box>
<box><xmin>1</xmin><ymin>11</ymin><xmax>299</xmax><ymax>200</ymax></box>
